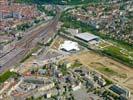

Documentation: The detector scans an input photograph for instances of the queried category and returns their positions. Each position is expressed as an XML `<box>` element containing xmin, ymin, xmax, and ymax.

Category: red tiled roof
<box><xmin>0</xmin><ymin>3</ymin><xmax>39</xmax><ymax>19</ymax></box>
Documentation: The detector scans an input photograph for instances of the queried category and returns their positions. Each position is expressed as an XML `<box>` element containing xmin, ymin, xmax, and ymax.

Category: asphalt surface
<box><xmin>0</xmin><ymin>7</ymin><xmax>61</xmax><ymax>74</ymax></box>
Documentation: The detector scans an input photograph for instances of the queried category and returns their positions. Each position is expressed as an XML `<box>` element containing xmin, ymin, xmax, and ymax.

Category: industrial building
<box><xmin>59</xmin><ymin>40</ymin><xmax>79</xmax><ymax>52</ymax></box>
<box><xmin>75</xmin><ymin>32</ymin><xmax>100</xmax><ymax>42</ymax></box>
<box><xmin>108</xmin><ymin>84</ymin><xmax>131</xmax><ymax>99</ymax></box>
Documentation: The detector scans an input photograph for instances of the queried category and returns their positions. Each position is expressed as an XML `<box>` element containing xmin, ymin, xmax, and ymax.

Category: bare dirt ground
<box><xmin>51</xmin><ymin>36</ymin><xmax>65</xmax><ymax>50</ymax></box>
<box><xmin>64</xmin><ymin>50</ymin><xmax>133</xmax><ymax>93</ymax></box>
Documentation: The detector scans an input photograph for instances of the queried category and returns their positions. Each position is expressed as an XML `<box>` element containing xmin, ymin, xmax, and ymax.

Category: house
<box><xmin>94</xmin><ymin>74</ymin><xmax>102</xmax><ymax>82</ymax></box>
<box><xmin>0</xmin><ymin>0</ymin><xmax>8</xmax><ymax>4</ymax></box>
<box><xmin>38</xmin><ymin>82</ymin><xmax>55</xmax><ymax>91</ymax></box>
<box><xmin>24</xmin><ymin>78</ymin><xmax>44</xmax><ymax>84</ymax></box>
<box><xmin>34</xmin><ymin>89</ymin><xmax>58</xmax><ymax>99</ymax></box>
<box><xmin>44</xmin><ymin>93</ymin><xmax>52</xmax><ymax>99</ymax></box>
<box><xmin>98</xmin><ymin>79</ymin><xmax>106</xmax><ymax>87</ymax></box>
<box><xmin>38</xmin><ymin>69</ymin><xmax>46</xmax><ymax>75</ymax></box>
<box><xmin>72</xmin><ymin>82</ymin><xmax>81</xmax><ymax>91</ymax></box>
<box><xmin>85</xmin><ymin>79</ymin><xmax>95</xmax><ymax>88</ymax></box>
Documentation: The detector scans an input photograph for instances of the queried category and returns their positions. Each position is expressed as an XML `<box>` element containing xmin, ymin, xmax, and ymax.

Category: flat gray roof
<box><xmin>75</xmin><ymin>32</ymin><xmax>99</xmax><ymax>42</ymax></box>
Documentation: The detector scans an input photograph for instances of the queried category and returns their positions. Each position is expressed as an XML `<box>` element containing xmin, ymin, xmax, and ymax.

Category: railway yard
<box><xmin>0</xmin><ymin>0</ymin><xmax>133</xmax><ymax>100</ymax></box>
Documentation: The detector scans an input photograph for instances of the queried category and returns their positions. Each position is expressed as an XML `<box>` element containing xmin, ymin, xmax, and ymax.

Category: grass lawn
<box><xmin>111</xmin><ymin>40</ymin><xmax>133</xmax><ymax>51</ymax></box>
<box><xmin>96</xmin><ymin>67</ymin><xmax>117</xmax><ymax>76</ymax></box>
<box><xmin>72</xmin><ymin>60</ymin><xmax>82</xmax><ymax>68</ymax></box>
<box><xmin>130</xmin><ymin>52</ymin><xmax>133</xmax><ymax>57</ymax></box>
<box><xmin>102</xmin><ymin>45</ymin><xmax>133</xmax><ymax>67</ymax></box>
<box><xmin>96</xmin><ymin>66</ymin><xmax>127</xmax><ymax>79</ymax></box>
<box><xmin>99</xmin><ymin>41</ymin><xmax>111</xmax><ymax>48</ymax></box>
<box><xmin>0</xmin><ymin>71</ymin><xmax>18</xmax><ymax>84</ymax></box>
<box><xmin>104</xmin><ymin>46</ymin><xmax>125</xmax><ymax>56</ymax></box>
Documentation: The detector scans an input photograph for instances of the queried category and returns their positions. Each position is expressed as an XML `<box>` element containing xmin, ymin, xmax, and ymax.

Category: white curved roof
<box><xmin>59</xmin><ymin>40</ymin><xmax>79</xmax><ymax>51</ymax></box>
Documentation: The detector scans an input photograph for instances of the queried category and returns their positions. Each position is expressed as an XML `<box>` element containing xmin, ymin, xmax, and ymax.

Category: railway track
<box><xmin>0</xmin><ymin>7</ymin><xmax>61</xmax><ymax>73</ymax></box>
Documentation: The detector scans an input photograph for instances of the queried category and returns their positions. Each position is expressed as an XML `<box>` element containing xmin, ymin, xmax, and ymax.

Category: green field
<box><xmin>102</xmin><ymin>45</ymin><xmax>133</xmax><ymax>67</ymax></box>
<box><xmin>96</xmin><ymin>67</ymin><xmax>118</xmax><ymax>76</ymax></box>
<box><xmin>96</xmin><ymin>66</ymin><xmax>127</xmax><ymax>78</ymax></box>
<box><xmin>0</xmin><ymin>71</ymin><xmax>18</xmax><ymax>84</ymax></box>
<box><xmin>72</xmin><ymin>60</ymin><xmax>82</xmax><ymax>68</ymax></box>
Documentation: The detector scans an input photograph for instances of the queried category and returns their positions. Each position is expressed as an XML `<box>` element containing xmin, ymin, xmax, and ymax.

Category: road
<box><xmin>0</xmin><ymin>7</ymin><xmax>61</xmax><ymax>74</ymax></box>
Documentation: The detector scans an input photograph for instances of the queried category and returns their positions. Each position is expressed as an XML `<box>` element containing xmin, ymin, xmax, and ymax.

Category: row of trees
<box><xmin>16</xmin><ymin>0</ymin><xmax>101</xmax><ymax>5</ymax></box>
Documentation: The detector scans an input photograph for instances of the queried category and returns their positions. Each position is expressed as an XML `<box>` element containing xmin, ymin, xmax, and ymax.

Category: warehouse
<box><xmin>75</xmin><ymin>32</ymin><xmax>100</xmax><ymax>42</ymax></box>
